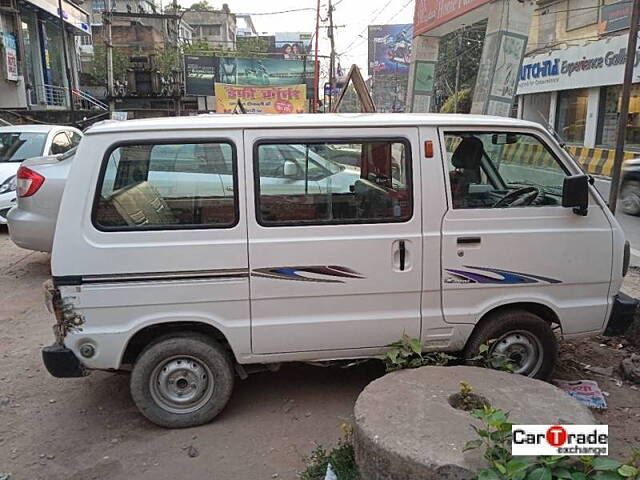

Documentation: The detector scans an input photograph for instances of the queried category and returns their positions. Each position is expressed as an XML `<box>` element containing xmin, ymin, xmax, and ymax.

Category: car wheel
<box><xmin>621</xmin><ymin>180</ymin><xmax>640</xmax><ymax>216</ymax></box>
<box><xmin>464</xmin><ymin>310</ymin><xmax>557</xmax><ymax>380</ymax></box>
<box><xmin>130</xmin><ymin>333</ymin><xmax>234</xmax><ymax>428</ymax></box>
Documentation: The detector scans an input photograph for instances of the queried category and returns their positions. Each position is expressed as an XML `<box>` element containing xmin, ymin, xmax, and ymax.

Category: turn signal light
<box><xmin>16</xmin><ymin>166</ymin><xmax>45</xmax><ymax>198</ymax></box>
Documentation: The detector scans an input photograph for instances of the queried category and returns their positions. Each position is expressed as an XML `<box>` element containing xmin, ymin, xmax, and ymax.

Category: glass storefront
<box><xmin>598</xmin><ymin>84</ymin><xmax>640</xmax><ymax>150</ymax></box>
<box><xmin>556</xmin><ymin>88</ymin><xmax>589</xmax><ymax>144</ymax></box>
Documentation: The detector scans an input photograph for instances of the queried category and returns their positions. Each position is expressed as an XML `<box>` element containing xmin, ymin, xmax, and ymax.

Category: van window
<box><xmin>444</xmin><ymin>132</ymin><xmax>568</xmax><ymax>209</ymax></box>
<box><xmin>94</xmin><ymin>142</ymin><xmax>237</xmax><ymax>229</ymax></box>
<box><xmin>255</xmin><ymin>140</ymin><xmax>412</xmax><ymax>225</ymax></box>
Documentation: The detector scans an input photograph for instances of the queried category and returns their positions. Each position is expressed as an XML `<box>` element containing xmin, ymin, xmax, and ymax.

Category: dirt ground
<box><xmin>0</xmin><ymin>225</ymin><xmax>638</xmax><ymax>479</ymax></box>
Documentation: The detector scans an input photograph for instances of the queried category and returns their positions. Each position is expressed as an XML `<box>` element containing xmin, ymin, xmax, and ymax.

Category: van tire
<box><xmin>464</xmin><ymin>310</ymin><xmax>557</xmax><ymax>380</ymax></box>
<box><xmin>130</xmin><ymin>333</ymin><xmax>234</xmax><ymax>428</ymax></box>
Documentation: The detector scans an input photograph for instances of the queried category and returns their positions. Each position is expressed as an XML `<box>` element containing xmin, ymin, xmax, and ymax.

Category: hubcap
<box><xmin>149</xmin><ymin>355</ymin><xmax>214</xmax><ymax>414</ymax></box>
<box><xmin>491</xmin><ymin>330</ymin><xmax>544</xmax><ymax>377</ymax></box>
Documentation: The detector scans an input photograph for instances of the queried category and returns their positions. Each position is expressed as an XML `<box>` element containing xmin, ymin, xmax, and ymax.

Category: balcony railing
<box><xmin>29</xmin><ymin>84</ymin><xmax>108</xmax><ymax>111</ymax></box>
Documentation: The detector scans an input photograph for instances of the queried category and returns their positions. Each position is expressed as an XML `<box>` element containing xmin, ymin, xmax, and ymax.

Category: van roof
<box><xmin>85</xmin><ymin>113</ymin><xmax>542</xmax><ymax>136</ymax></box>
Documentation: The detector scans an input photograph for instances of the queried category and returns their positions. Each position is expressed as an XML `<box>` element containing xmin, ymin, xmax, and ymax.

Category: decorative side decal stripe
<box><xmin>252</xmin><ymin>265</ymin><xmax>364</xmax><ymax>283</ymax></box>
<box><xmin>445</xmin><ymin>266</ymin><xmax>561</xmax><ymax>285</ymax></box>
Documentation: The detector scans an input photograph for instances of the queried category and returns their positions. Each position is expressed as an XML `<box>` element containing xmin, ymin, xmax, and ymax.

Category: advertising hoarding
<box><xmin>368</xmin><ymin>24</ymin><xmax>412</xmax><ymax>75</ymax></box>
<box><xmin>413</xmin><ymin>0</ymin><xmax>491</xmax><ymax>36</ymax></box>
<box><xmin>216</xmin><ymin>56</ymin><xmax>314</xmax><ymax>96</ymax></box>
<box><xmin>215</xmin><ymin>84</ymin><xmax>307</xmax><ymax>114</ymax></box>
<box><xmin>184</xmin><ymin>55</ymin><xmax>216</xmax><ymax>96</ymax></box>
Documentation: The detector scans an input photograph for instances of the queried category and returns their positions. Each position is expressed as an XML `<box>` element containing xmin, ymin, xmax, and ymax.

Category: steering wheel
<box><xmin>493</xmin><ymin>186</ymin><xmax>544</xmax><ymax>208</ymax></box>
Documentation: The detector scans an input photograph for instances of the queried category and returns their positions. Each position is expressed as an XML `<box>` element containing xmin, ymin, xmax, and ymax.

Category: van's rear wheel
<box><xmin>130</xmin><ymin>333</ymin><xmax>234</xmax><ymax>428</ymax></box>
<box><xmin>464</xmin><ymin>310</ymin><xmax>557</xmax><ymax>379</ymax></box>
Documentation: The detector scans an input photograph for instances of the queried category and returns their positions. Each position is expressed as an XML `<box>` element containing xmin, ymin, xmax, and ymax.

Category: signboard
<box><xmin>217</xmin><ymin>56</ymin><xmax>314</xmax><ymax>96</ymax></box>
<box><xmin>214</xmin><ymin>84</ymin><xmax>307</xmax><ymax>114</ymax></box>
<box><xmin>184</xmin><ymin>55</ymin><xmax>216</xmax><ymax>96</ymax></box>
<box><xmin>413</xmin><ymin>0</ymin><xmax>491</xmax><ymax>36</ymax></box>
<box><xmin>599</xmin><ymin>2</ymin><xmax>633</xmax><ymax>34</ymax></box>
<box><xmin>24</xmin><ymin>0</ymin><xmax>90</xmax><ymax>34</ymax></box>
<box><xmin>3</xmin><ymin>34</ymin><xmax>18</xmax><ymax>81</ymax></box>
<box><xmin>270</xmin><ymin>32</ymin><xmax>312</xmax><ymax>59</ymax></box>
<box><xmin>518</xmin><ymin>33</ymin><xmax>640</xmax><ymax>95</ymax></box>
<box><xmin>368</xmin><ymin>24</ymin><xmax>412</xmax><ymax>75</ymax></box>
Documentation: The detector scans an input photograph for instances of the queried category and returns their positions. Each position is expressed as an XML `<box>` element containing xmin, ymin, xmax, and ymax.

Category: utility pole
<box><xmin>58</xmin><ymin>0</ymin><xmax>75</xmax><ymax>124</ymax></box>
<box><xmin>313</xmin><ymin>0</ymin><xmax>320</xmax><ymax>113</ymax></box>
<box><xmin>328</xmin><ymin>0</ymin><xmax>336</xmax><ymax>113</ymax></box>
<box><xmin>609</xmin><ymin>0</ymin><xmax>640</xmax><ymax>213</ymax></box>
<box><xmin>105</xmin><ymin>9</ymin><xmax>115</xmax><ymax>113</ymax></box>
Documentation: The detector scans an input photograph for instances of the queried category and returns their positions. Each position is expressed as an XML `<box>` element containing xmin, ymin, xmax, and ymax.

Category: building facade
<box><xmin>1</xmin><ymin>0</ymin><xmax>90</xmax><ymax>110</ymax></box>
<box><xmin>182</xmin><ymin>3</ymin><xmax>235</xmax><ymax>50</ymax></box>
<box><xmin>517</xmin><ymin>0</ymin><xmax>640</xmax><ymax>173</ymax></box>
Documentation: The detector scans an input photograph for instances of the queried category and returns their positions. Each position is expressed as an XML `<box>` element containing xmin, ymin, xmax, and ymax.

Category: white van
<box><xmin>42</xmin><ymin>114</ymin><xmax>636</xmax><ymax>428</ymax></box>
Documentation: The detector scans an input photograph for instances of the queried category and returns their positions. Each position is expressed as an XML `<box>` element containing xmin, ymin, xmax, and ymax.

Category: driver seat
<box><xmin>449</xmin><ymin>137</ymin><xmax>484</xmax><ymax>208</ymax></box>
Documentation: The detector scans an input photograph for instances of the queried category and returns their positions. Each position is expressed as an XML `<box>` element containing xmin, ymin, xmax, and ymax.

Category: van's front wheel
<box><xmin>464</xmin><ymin>310</ymin><xmax>557</xmax><ymax>380</ymax></box>
<box><xmin>130</xmin><ymin>333</ymin><xmax>234</xmax><ymax>428</ymax></box>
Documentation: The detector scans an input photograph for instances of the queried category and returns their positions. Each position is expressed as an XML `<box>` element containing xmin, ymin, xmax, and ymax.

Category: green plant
<box><xmin>459</xmin><ymin>382</ymin><xmax>475</xmax><ymax>410</ymax></box>
<box><xmin>463</xmin><ymin>406</ymin><xmax>640</xmax><ymax>480</ymax></box>
<box><xmin>384</xmin><ymin>334</ymin><xmax>455</xmax><ymax>372</ymax></box>
<box><xmin>467</xmin><ymin>340</ymin><xmax>514</xmax><ymax>373</ymax></box>
<box><xmin>300</xmin><ymin>425</ymin><xmax>359</xmax><ymax>480</ymax></box>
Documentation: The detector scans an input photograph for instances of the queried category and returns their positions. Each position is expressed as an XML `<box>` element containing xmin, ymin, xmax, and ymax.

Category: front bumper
<box><xmin>42</xmin><ymin>344</ymin><xmax>87</xmax><ymax>378</ymax></box>
<box><xmin>604</xmin><ymin>293</ymin><xmax>638</xmax><ymax>336</ymax></box>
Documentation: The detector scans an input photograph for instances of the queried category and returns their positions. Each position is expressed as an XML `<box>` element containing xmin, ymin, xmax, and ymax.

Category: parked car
<box><xmin>42</xmin><ymin>114</ymin><xmax>635</xmax><ymax>428</ymax></box>
<box><xmin>0</xmin><ymin>125</ymin><xmax>82</xmax><ymax>225</ymax></box>
<box><xmin>620</xmin><ymin>157</ymin><xmax>640</xmax><ymax>216</ymax></box>
<box><xmin>7</xmin><ymin>149</ymin><xmax>76</xmax><ymax>252</ymax></box>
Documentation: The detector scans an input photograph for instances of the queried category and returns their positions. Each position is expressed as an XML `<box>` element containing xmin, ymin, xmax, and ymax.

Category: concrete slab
<box><xmin>354</xmin><ymin>366</ymin><xmax>595</xmax><ymax>480</ymax></box>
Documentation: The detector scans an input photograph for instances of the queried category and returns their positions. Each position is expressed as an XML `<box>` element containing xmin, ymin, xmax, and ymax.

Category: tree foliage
<box><xmin>87</xmin><ymin>45</ymin><xmax>130</xmax><ymax>86</ymax></box>
<box><xmin>434</xmin><ymin>20</ymin><xmax>486</xmax><ymax>113</ymax></box>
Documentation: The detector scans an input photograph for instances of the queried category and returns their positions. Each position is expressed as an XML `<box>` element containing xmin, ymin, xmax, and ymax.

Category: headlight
<box><xmin>0</xmin><ymin>175</ymin><xmax>16</xmax><ymax>194</ymax></box>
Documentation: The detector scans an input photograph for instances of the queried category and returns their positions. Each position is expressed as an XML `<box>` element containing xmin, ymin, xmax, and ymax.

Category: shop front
<box><xmin>517</xmin><ymin>33</ymin><xmax>640</xmax><ymax>175</ymax></box>
<box><xmin>0</xmin><ymin>0</ymin><xmax>90</xmax><ymax>110</ymax></box>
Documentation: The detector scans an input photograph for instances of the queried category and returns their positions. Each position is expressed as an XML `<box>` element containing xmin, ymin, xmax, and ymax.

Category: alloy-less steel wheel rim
<box><xmin>621</xmin><ymin>184</ymin><xmax>640</xmax><ymax>213</ymax></box>
<box><xmin>149</xmin><ymin>355</ymin><xmax>215</xmax><ymax>414</ymax></box>
<box><xmin>491</xmin><ymin>330</ymin><xmax>544</xmax><ymax>377</ymax></box>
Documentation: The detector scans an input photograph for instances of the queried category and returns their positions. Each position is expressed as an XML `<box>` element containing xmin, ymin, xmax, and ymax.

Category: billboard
<box><xmin>269</xmin><ymin>32</ymin><xmax>312</xmax><ymax>59</ymax></box>
<box><xmin>413</xmin><ymin>0</ymin><xmax>491</xmax><ymax>36</ymax></box>
<box><xmin>368</xmin><ymin>24</ymin><xmax>412</xmax><ymax>75</ymax></box>
<box><xmin>215</xmin><ymin>84</ymin><xmax>307</xmax><ymax>114</ymax></box>
<box><xmin>216</xmin><ymin>56</ymin><xmax>314</xmax><ymax>96</ymax></box>
<box><xmin>184</xmin><ymin>55</ymin><xmax>216</xmax><ymax>96</ymax></box>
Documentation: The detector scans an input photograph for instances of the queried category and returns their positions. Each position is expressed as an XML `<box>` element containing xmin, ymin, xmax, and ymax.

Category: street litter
<box><xmin>621</xmin><ymin>354</ymin><xmax>640</xmax><ymax>384</ymax></box>
<box><xmin>552</xmin><ymin>379</ymin><xmax>607</xmax><ymax>409</ymax></box>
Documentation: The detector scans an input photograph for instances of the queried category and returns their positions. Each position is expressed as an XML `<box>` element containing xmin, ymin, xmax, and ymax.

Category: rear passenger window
<box><xmin>94</xmin><ymin>142</ymin><xmax>237</xmax><ymax>229</ymax></box>
<box><xmin>255</xmin><ymin>140</ymin><xmax>412</xmax><ymax>225</ymax></box>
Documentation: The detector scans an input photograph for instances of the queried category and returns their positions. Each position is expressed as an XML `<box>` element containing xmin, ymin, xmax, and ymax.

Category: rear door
<box><xmin>439</xmin><ymin>128</ymin><xmax>613</xmax><ymax>335</ymax></box>
<box><xmin>244</xmin><ymin>127</ymin><xmax>423</xmax><ymax>354</ymax></box>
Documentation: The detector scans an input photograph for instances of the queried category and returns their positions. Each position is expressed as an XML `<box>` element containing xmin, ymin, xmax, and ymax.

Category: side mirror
<box><xmin>283</xmin><ymin>160</ymin><xmax>299</xmax><ymax>178</ymax></box>
<box><xmin>562</xmin><ymin>174</ymin><xmax>589</xmax><ymax>216</ymax></box>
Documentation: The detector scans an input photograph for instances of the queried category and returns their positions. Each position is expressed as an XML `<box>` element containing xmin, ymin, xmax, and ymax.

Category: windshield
<box><xmin>0</xmin><ymin>132</ymin><xmax>47</xmax><ymax>162</ymax></box>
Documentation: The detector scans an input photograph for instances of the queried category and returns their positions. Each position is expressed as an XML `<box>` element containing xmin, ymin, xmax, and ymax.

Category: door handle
<box><xmin>393</xmin><ymin>240</ymin><xmax>410</xmax><ymax>272</ymax></box>
<box><xmin>399</xmin><ymin>240</ymin><xmax>406</xmax><ymax>271</ymax></box>
<box><xmin>457</xmin><ymin>236</ymin><xmax>481</xmax><ymax>245</ymax></box>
